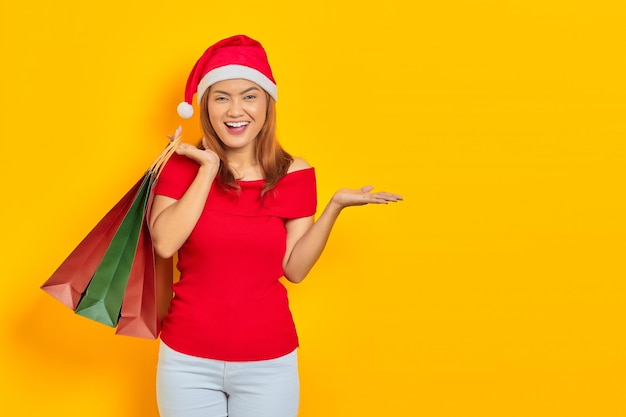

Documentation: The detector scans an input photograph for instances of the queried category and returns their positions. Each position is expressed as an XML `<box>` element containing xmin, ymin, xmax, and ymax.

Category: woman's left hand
<box><xmin>331</xmin><ymin>185</ymin><xmax>403</xmax><ymax>209</ymax></box>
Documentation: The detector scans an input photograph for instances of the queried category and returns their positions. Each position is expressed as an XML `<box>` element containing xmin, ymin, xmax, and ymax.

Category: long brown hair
<box><xmin>199</xmin><ymin>90</ymin><xmax>293</xmax><ymax>194</ymax></box>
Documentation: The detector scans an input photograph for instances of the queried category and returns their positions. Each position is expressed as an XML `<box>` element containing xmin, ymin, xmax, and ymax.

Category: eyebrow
<box><xmin>212</xmin><ymin>86</ymin><xmax>261</xmax><ymax>96</ymax></box>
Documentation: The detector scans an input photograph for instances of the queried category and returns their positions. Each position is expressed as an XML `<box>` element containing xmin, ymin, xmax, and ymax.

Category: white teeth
<box><xmin>225</xmin><ymin>121</ymin><xmax>249</xmax><ymax>128</ymax></box>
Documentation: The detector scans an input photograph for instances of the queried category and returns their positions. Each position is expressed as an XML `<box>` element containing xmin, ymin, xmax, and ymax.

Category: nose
<box><xmin>227</xmin><ymin>99</ymin><xmax>244</xmax><ymax>117</ymax></box>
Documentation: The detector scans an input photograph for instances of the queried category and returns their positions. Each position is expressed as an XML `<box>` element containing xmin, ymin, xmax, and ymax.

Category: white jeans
<box><xmin>156</xmin><ymin>341</ymin><xmax>300</xmax><ymax>417</ymax></box>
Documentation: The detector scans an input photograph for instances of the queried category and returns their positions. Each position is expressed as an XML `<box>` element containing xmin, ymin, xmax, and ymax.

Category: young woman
<box><xmin>149</xmin><ymin>34</ymin><xmax>402</xmax><ymax>417</ymax></box>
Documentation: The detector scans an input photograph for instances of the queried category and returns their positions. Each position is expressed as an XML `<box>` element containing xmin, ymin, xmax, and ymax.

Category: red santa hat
<box><xmin>177</xmin><ymin>35</ymin><xmax>277</xmax><ymax>118</ymax></box>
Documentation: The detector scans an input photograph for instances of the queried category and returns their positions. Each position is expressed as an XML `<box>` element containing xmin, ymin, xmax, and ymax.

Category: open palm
<box><xmin>332</xmin><ymin>185</ymin><xmax>403</xmax><ymax>208</ymax></box>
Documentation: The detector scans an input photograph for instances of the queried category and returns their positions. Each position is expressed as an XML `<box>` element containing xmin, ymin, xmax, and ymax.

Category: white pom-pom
<box><xmin>177</xmin><ymin>102</ymin><xmax>194</xmax><ymax>119</ymax></box>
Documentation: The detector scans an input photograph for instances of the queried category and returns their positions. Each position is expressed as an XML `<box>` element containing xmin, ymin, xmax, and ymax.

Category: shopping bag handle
<box><xmin>150</xmin><ymin>126</ymin><xmax>183</xmax><ymax>182</ymax></box>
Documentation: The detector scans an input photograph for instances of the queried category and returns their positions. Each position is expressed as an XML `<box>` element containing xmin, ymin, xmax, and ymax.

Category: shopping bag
<box><xmin>74</xmin><ymin>174</ymin><xmax>152</xmax><ymax>326</ymax></box>
<box><xmin>41</xmin><ymin>128</ymin><xmax>182</xmax><ymax>338</ymax></box>
<box><xmin>40</xmin><ymin>178</ymin><xmax>145</xmax><ymax>310</ymax></box>
<box><xmin>115</xmin><ymin>189</ymin><xmax>173</xmax><ymax>338</ymax></box>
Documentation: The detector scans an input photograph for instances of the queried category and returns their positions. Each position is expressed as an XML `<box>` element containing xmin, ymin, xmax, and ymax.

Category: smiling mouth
<box><xmin>225</xmin><ymin>121</ymin><xmax>250</xmax><ymax>128</ymax></box>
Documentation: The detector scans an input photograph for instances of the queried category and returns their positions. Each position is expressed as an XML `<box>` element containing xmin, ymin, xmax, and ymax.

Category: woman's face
<box><xmin>207</xmin><ymin>78</ymin><xmax>268</xmax><ymax>153</ymax></box>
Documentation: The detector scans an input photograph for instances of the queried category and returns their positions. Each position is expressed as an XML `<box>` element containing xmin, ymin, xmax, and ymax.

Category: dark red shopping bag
<box><xmin>115</xmin><ymin>195</ymin><xmax>174</xmax><ymax>339</ymax></box>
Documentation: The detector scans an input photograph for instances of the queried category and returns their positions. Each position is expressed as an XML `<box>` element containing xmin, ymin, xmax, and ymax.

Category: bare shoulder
<box><xmin>287</xmin><ymin>157</ymin><xmax>312</xmax><ymax>173</ymax></box>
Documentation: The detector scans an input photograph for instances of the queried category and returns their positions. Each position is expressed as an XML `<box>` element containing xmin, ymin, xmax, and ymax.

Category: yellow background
<box><xmin>1</xmin><ymin>1</ymin><xmax>624</xmax><ymax>416</ymax></box>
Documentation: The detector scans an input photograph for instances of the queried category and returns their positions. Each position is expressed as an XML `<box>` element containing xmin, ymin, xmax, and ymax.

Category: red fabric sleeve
<box><xmin>263</xmin><ymin>168</ymin><xmax>317</xmax><ymax>219</ymax></box>
<box><xmin>153</xmin><ymin>153</ymin><xmax>199</xmax><ymax>200</ymax></box>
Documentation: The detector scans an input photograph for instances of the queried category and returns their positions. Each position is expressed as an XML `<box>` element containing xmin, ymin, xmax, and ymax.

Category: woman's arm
<box><xmin>282</xmin><ymin>185</ymin><xmax>403</xmax><ymax>283</ymax></box>
<box><xmin>149</xmin><ymin>142</ymin><xmax>220</xmax><ymax>258</ymax></box>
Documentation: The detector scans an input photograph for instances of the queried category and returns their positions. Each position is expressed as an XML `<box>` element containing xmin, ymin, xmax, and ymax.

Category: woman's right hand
<box><xmin>175</xmin><ymin>138</ymin><xmax>220</xmax><ymax>178</ymax></box>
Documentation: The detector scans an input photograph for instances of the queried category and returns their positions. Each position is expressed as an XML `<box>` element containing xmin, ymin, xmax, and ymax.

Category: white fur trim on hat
<box><xmin>177</xmin><ymin>102</ymin><xmax>194</xmax><ymax>118</ymax></box>
<box><xmin>196</xmin><ymin>64</ymin><xmax>278</xmax><ymax>104</ymax></box>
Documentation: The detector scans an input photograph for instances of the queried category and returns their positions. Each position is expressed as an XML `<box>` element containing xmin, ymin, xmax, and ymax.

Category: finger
<box><xmin>361</xmin><ymin>194</ymin><xmax>402</xmax><ymax>205</ymax></box>
<box><xmin>365</xmin><ymin>198</ymin><xmax>390</xmax><ymax>205</ymax></box>
<box><xmin>358</xmin><ymin>193</ymin><xmax>389</xmax><ymax>204</ymax></box>
<box><xmin>360</xmin><ymin>185</ymin><xmax>374</xmax><ymax>193</ymax></box>
<box><xmin>374</xmin><ymin>192</ymin><xmax>403</xmax><ymax>201</ymax></box>
<box><xmin>175</xmin><ymin>143</ymin><xmax>200</xmax><ymax>157</ymax></box>
<box><xmin>175</xmin><ymin>143</ymin><xmax>191</xmax><ymax>155</ymax></box>
<box><xmin>201</xmin><ymin>136</ymin><xmax>210</xmax><ymax>150</ymax></box>
<box><xmin>174</xmin><ymin>143</ymin><xmax>186</xmax><ymax>154</ymax></box>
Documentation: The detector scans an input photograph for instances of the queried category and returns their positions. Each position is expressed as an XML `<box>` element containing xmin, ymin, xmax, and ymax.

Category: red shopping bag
<box><xmin>40</xmin><ymin>177</ymin><xmax>145</xmax><ymax>310</ymax></box>
<box><xmin>115</xmin><ymin>184</ymin><xmax>174</xmax><ymax>339</ymax></box>
<box><xmin>115</xmin><ymin>214</ymin><xmax>173</xmax><ymax>338</ymax></box>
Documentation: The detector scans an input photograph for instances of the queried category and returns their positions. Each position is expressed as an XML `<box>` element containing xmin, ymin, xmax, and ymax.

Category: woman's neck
<box><xmin>225</xmin><ymin>149</ymin><xmax>262</xmax><ymax>181</ymax></box>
